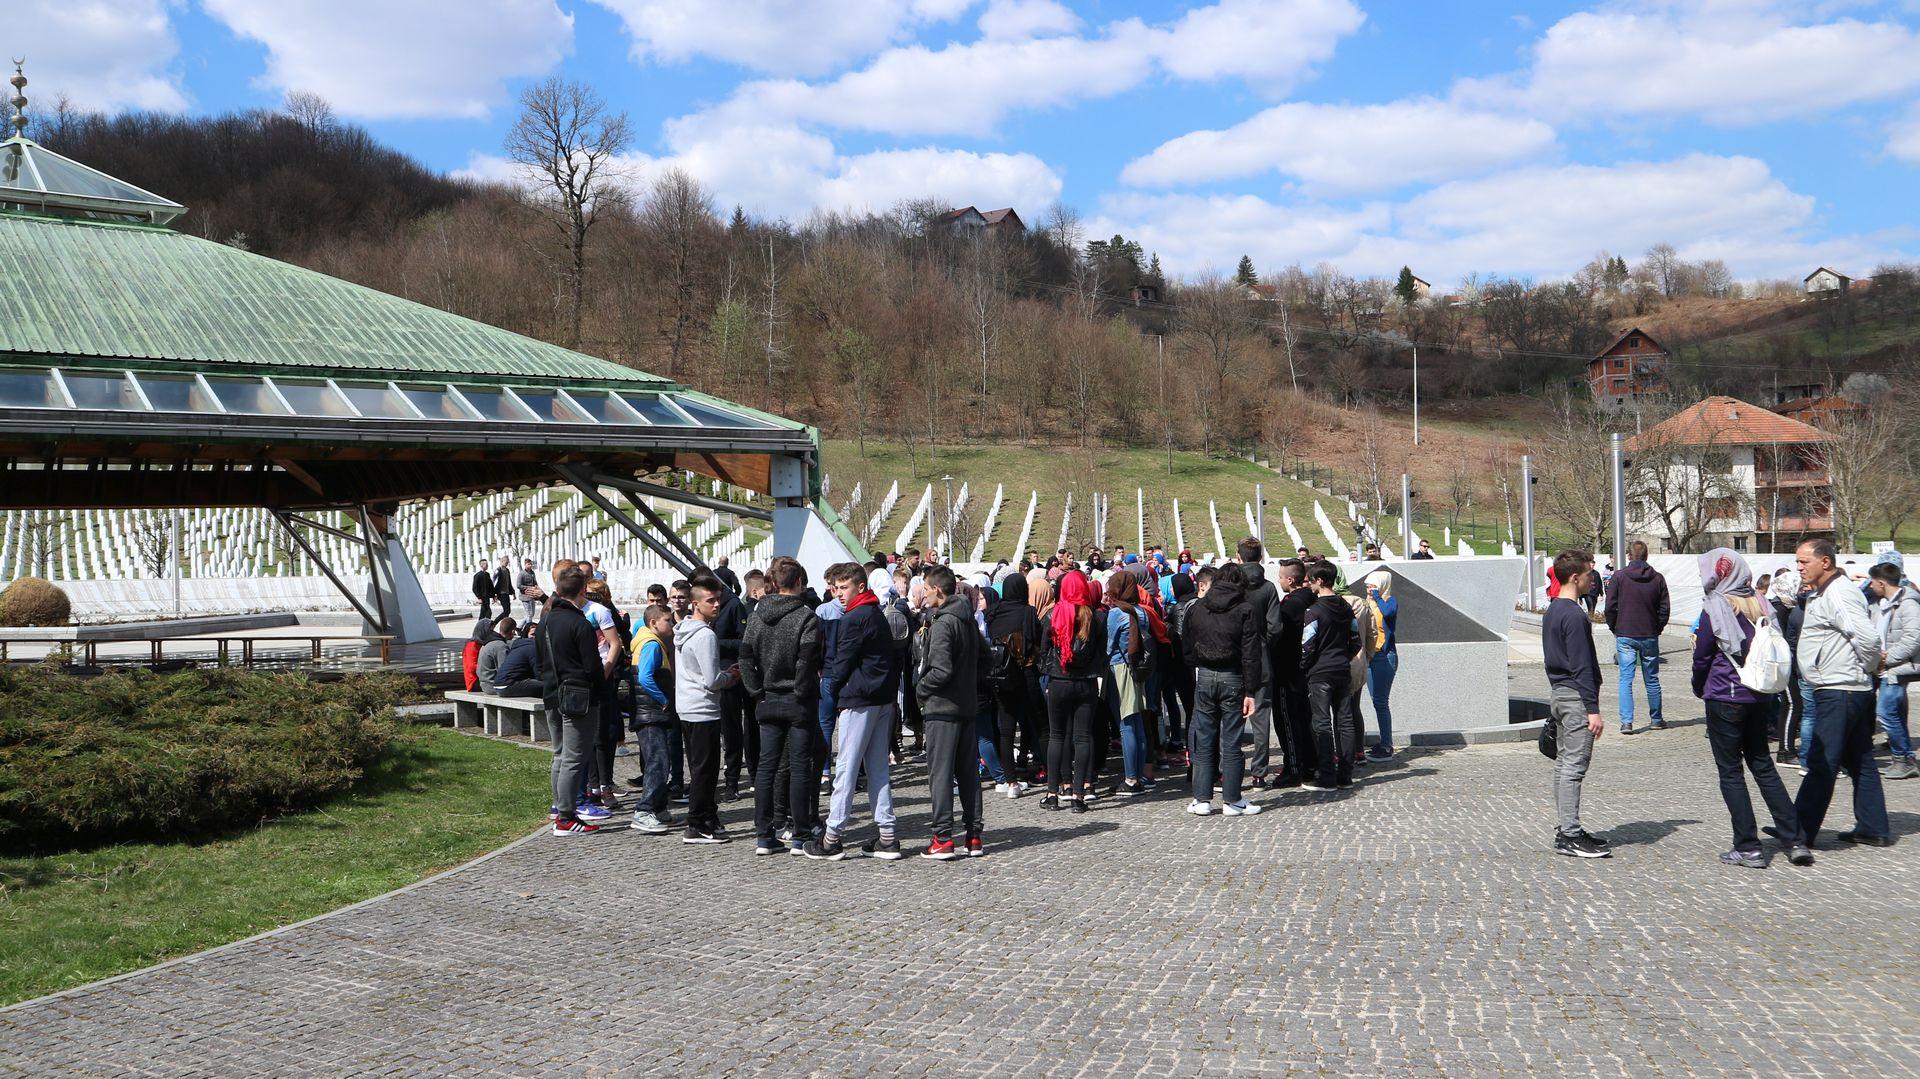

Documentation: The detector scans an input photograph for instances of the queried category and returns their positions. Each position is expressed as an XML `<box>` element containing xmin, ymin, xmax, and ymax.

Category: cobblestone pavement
<box><xmin>7</xmin><ymin>675</ymin><xmax>1920</xmax><ymax>1077</ymax></box>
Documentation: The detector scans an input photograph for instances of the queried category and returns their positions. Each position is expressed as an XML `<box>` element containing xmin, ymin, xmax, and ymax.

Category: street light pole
<box><xmin>1610</xmin><ymin>432</ymin><xmax>1627</xmax><ymax>572</ymax></box>
<box><xmin>1521</xmin><ymin>454</ymin><xmax>1537</xmax><ymax>611</ymax></box>
<box><xmin>941</xmin><ymin>473</ymin><xmax>954</xmax><ymax>561</ymax></box>
<box><xmin>1412</xmin><ymin>342</ymin><xmax>1420</xmax><ymax>447</ymax></box>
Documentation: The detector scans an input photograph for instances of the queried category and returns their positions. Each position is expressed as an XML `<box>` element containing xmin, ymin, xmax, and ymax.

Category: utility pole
<box><xmin>1521</xmin><ymin>454</ymin><xmax>1537</xmax><ymax>611</ymax></box>
<box><xmin>1136</xmin><ymin>487</ymin><xmax>1145</xmax><ymax>554</ymax></box>
<box><xmin>1158</xmin><ymin>334</ymin><xmax>1171</xmax><ymax>475</ymax></box>
<box><xmin>1610</xmin><ymin>432</ymin><xmax>1627</xmax><ymax>571</ymax></box>
<box><xmin>941</xmin><ymin>473</ymin><xmax>954</xmax><ymax>561</ymax></box>
<box><xmin>1254</xmin><ymin>483</ymin><xmax>1265</xmax><ymax>552</ymax></box>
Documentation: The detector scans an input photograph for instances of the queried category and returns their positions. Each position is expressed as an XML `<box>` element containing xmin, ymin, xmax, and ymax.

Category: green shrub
<box><xmin>0</xmin><ymin>577</ymin><xmax>71</xmax><ymax>627</ymax></box>
<box><xmin>0</xmin><ymin>668</ymin><xmax>418</xmax><ymax>851</ymax></box>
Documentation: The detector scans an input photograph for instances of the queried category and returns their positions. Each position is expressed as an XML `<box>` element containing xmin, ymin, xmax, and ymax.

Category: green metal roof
<box><xmin>0</xmin><ymin>211</ymin><xmax>671</xmax><ymax>385</ymax></box>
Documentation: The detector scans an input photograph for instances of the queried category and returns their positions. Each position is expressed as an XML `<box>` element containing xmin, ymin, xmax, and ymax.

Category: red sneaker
<box><xmin>920</xmin><ymin>837</ymin><xmax>960</xmax><ymax>861</ymax></box>
<box><xmin>552</xmin><ymin>818</ymin><xmax>601</xmax><ymax>836</ymax></box>
<box><xmin>966</xmin><ymin>837</ymin><xmax>983</xmax><ymax>858</ymax></box>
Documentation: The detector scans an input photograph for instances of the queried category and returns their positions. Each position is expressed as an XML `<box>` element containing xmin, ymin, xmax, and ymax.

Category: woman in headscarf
<box><xmin>1692</xmin><ymin>548</ymin><xmax>1812</xmax><ymax>869</ymax></box>
<box><xmin>988</xmin><ymin>572</ymin><xmax>1044</xmax><ymax>788</ymax></box>
<box><xmin>1027</xmin><ymin>569</ymin><xmax>1053</xmax><ymax>620</ymax></box>
<box><xmin>1041</xmin><ymin>570</ymin><xmax>1105</xmax><ymax>812</ymax></box>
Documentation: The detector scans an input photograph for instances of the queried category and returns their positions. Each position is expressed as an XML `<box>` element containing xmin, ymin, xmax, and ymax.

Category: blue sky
<box><xmin>17</xmin><ymin>0</ymin><xmax>1920</xmax><ymax>286</ymax></box>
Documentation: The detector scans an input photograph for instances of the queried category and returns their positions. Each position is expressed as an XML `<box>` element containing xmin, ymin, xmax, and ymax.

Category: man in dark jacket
<box><xmin>1269</xmin><ymin>559</ymin><xmax>1316</xmax><ymax>785</ymax></box>
<box><xmin>491</xmin><ymin>556</ymin><xmax>515</xmax><ymax>618</ymax></box>
<box><xmin>472</xmin><ymin>560</ymin><xmax>495</xmax><ymax>620</ymax></box>
<box><xmin>493</xmin><ymin>629</ymin><xmax>542</xmax><ymax>698</ymax></box>
<box><xmin>1237</xmin><ymin>538</ymin><xmax>1279</xmax><ymax>783</ymax></box>
<box><xmin>1300</xmin><ymin>561</ymin><xmax>1360</xmax><ymax>792</ymax></box>
<box><xmin>805</xmin><ymin>562</ymin><xmax>902</xmax><ymax>861</ymax></box>
<box><xmin>740</xmin><ymin>557</ymin><xmax>822</xmax><ymax>856</ymax></box>
<box><xmin>1181</xmin><ymin>562</ymin><xmax>1265</xmax><ymax>816</ymax></box>
<box><xmin>914</xmin><ymin>565</ymin><xmax>985</xmax><ymax>858</ymax></box>
<box><xmin>705</xmin><ymin>574</ymin><xmax>755</xmax><ymax>799</ymax></box>
<box><xmin>540</xmin><ymin>565</ymin><xmax>607</xmax><ymax>835</ymax></box>
<box><xmin>712</xmin><ymin>555</ymin><xmax>741</xmax><ymax>595</ymax></box>
<box><xmin>1604</xmin><ymin>540</ymin><xmax>1671</xmax><ymax>735</ymax></box>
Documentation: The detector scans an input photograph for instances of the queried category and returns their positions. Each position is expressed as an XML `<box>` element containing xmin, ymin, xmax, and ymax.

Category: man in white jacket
<box><xmin>1790</xmin><ymin>539</ymin><xmax>1892</xmax><ymax>847</ymax></box>
<box><xmin>676</xmin><ymin>578</ymin><xmax>738</xmax><ymax>844</ymax></box>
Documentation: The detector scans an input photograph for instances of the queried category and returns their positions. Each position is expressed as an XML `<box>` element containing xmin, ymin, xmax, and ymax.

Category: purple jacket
<box><xmin>1692</xmin><ymin>611</ymin><xmax>1759</xmax><ymax>704</ymax></box>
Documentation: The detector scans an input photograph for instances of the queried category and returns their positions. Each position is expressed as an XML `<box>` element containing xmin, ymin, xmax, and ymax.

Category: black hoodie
<box><xmin>985</xmin><ymin>576</ymin><xmax>1042</xmax><ymax>676</ymax></box>
<box><xmin>1300</xmin><ymin>591</ymin><xmax>1358</xmax><ymax>684</ymax></box>
<box><xmin>1180</xmin><ymin>566</ymin><xmax>1265</xmax><ymax>696</ymax></box>
<box><xmin>739</xmin><ymin>593</ymin><xmax>821</xmax><ymax>702</ymax></box>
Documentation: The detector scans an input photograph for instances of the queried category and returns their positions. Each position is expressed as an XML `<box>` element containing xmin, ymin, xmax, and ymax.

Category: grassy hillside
<box><xmin>819</xmin><ymin>440</ymin><xmax>1496</xmax><ymax>560</ymax></box>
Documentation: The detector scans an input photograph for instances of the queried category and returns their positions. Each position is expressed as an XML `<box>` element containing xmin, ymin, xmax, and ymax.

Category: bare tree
<box><xmin>1641</xmin><ymin>242</ymin><xmax>1682</xmax><ymax>299</ymax></box>
<box><xmin>760</xmin><ymin>234</ymin><xmax>789</xmax><ymax>391</ymax></box>
<box><xmin>1175</xmin><ymin>275</ymin><xmax>1247</xmax><ymax>456</ymax></box>
<box><xmin>1530</xmin><ymin>393</ymin><xmax>1615</xmax><ymax>553</ymax></box>
<box><xmin>504</xmin><ymin>76</ymin><xmax>632</xmax><ymax>349</ymax></box>
<box><xmin>1817</xmin><ymin>408</ymin><xmax>1906</xmax><ymax>552</ymax></box>
<box><xmin>282</xmin><ymin>90</ymin><xmax>336</xmax><ymax>134</ymax></box>
<box><xmin>638</xmin><ymin>168</ymin><xmax>717</xmax><ymax>377</ymax></box>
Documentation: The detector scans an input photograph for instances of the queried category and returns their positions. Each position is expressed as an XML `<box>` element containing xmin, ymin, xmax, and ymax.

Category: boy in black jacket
<box><xmin>541</xmin><ymin>565</ymin><xmax>607</xmax><ymax>835</ymax></box>
<box><xmin>804</xmin><ymin>562</ymin><xmax>902</xmax><ymax>861</ymax></box>
<box><xmin>1544</xmin><ymin>550</ymin><xmax>1611</xmax><ymax>858</ymax></box>
<box><xmin>740</xmin><ymin>557</ymin><xmax>823</xmax><ymax>856</ymax></box>
<box><xmin>914</xmin><ymin>566</ymin><xmax>985</xmax><ymax>858</ymax></box>
<box><xmin>1180</xmin><ymin>563</ymin><xmax>1265</xmax><ymax>817</ymax></box>
<box><xmin>1299</xmin><ymin>562</ymin><xmax>1360</xmax><ymax>792</ymax></box>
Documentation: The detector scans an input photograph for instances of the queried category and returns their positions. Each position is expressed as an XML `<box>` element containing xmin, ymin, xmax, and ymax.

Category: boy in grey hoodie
<box><xmin>676</xmin><ymin>578</ymin><xmax>738</xmax><ymax>843</ymax></box>
<box><xmin>914</xmin><ymin>566</ymin><xmax>984</xmax><ymax>859</ymax></box>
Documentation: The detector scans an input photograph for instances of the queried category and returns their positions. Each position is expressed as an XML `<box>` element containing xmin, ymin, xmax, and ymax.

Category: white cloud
<box><xmin>6</xmin><ymin>0</ymin><xmax>184</xmax><ymax>113</ymax></box>
<box><xmin>978</xmin><ymin>0</ymin><xmax>1080</xmax><ymax>41</ymax></box>
<box><xmin>691</xmin><ymin>0</ymin><xmax>1364</xmax><ymax>138</ymax></box>
<box><xmin>1891</xmin><ymin>104</ymin><xmax>1920</xmax><ymax>165</ymax></box>
<box><xmin>458</xmin><ymin>121</ymin><xmax>1060</xmax><ymax>222</ymax></box>
<box><xmin>202</xmin><ymin>0</ymin><xmax>572</xmax><ymax>119</ymax></box>
<box><xmin>1460</xmin><ymin>1</ymin><xmax>1920</xmax><ymax>124</ymax></box>
<box><xmin>1154</xmin><ymin>0</ymin><xmax>1365</xmax><ymax>88</ymax></box>
<box><xmin>1122</xmin><ymin>100</ymin><xmax>1557</xmax><ymax>193</ymax></box>
<box><xmin>590</xmin><ymin>0</ymin><xmax>974</xmax><ymax>77</ymax></box>
<box><xmin>1099</xmin><ymin>154</ymin><xmax>1905</xmax><ymax>285</ymax></box>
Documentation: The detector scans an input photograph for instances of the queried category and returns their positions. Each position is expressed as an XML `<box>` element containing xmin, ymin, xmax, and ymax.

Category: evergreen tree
<box><xmin>1395</xmin><ymin>265</ymin><xmax>1419</xmax><ymax>306</ymax></box>
<box><xmin>1146</xmin><ymin>253</ymin><xmax>1165</xmax><ymax>288</ymax></box>
<box><xmin>1234</xmin><ymin>254</ymin><xmax>1258</xmax><ymax>288</ymax></box>
<box><xmin>729</xmin><ymin>205</ymin><xmax>749</xmax><ymax>236</ymax></box>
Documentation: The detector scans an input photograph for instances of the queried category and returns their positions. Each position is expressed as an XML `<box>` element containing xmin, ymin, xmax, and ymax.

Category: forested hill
<box><xmin>38</xmin><ymin>104</ymin><xmax>1918</xmax><ymax>457</ymax></box>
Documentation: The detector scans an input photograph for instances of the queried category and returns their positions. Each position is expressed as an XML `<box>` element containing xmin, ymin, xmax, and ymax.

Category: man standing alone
<box><xmin>1604</xmin><ymin>540</ymin><xmax>1670</xmax><ymax>735</ymax></box>
<box><xmin>1791</xmin><ymin>539</ymin><xmax>1892</xmax><ymax>846</ymax></box>
<box><xmin>1545</xmin><ymin>551</ymin><xmax>1611</xmax><ymax>858</ymax></box>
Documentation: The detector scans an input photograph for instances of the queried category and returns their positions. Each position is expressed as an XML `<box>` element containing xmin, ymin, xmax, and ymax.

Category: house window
<box><xmin>1612</xmin><ymin>377</ymin><xmax>1626</xmax><ymax>388</ymax></box>
<box><xmin>1734</xmin><ymin>536</ymin><xmax>1748</xmax><ymax>552</ymax></box>
<box><xmin>1628</xmin><ymin>335</ymin><xmax>1641</xmax><ymax>348</ymax></box>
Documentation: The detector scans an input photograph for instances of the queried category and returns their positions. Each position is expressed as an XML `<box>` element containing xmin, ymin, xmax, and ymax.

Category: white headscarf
<box><xmin>868</xmin><ymin>567</ymin><xmax>895</xmax><ymax>600</ymax></box>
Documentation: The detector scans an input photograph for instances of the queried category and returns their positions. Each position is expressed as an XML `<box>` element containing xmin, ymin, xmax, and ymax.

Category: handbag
<box><xmin>1538</xmin><ymin>713</ymin><xmax>1559</xmax><ymax>760</ymax></box>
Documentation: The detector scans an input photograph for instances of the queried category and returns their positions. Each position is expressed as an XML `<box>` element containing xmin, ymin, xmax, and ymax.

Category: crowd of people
<box><xmin>1541</xmin><ymin>537</ymin><xmax>1905</xmax><ymax>865</ymax></box>
<box><xmin>464</xmin><ymin>530</ymin><xmax>1906</xmax><ymax>867</ymax></box>
<box><xmin>466</xmin><ymin>540</ymin><xmax>1404</xmax><ymax>858</ymax></box>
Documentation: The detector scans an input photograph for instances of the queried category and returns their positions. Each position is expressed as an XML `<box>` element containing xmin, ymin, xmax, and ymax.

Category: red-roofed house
<box><xmin>1587</xmin><ymin>326</ymin><xmax>1668</xmax><ymax>409</ymax></box>
<box><xmin>1624</xmin><ymin>396</ymin><xmax>1832</xmax><ymax>553</ymax></box>
<box><xmin>936</xmin><ymin>206</ymin><xmax>1025</xmax><ymax>235</ymax></box>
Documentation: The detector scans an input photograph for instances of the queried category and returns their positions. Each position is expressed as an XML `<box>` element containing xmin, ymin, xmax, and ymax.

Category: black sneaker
<box><xmin>754</xmin><ymin>839</ymin><xmax>788</xmax><ymax>857</ymax></box>
<box><xmin>863</xmin><ymin>836</ymin><xmax>904</xmax><ymax>860</ymax></box>
<box><xmin>1555</xmin><ymin>830</ymin><xmax>1612</xmax><ymax>858</ymax></box>
<box><xmin>803</xmin><ymin>835</ymin><xmax>850</xmax><ymax>860</ymax></box>
<box><xmin>683</xmin><ymin>827</ymin><xmax>731</xmax><ymax>845</ymax></box>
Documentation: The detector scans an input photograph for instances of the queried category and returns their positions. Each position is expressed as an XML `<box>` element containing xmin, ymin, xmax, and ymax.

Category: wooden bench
<box><xmin>444</xmin><ymin>690</ymin><xmax>551</xmax><ymax>742</ymax></box>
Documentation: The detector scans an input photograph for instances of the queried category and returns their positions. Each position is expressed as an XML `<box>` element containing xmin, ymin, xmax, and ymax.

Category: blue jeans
<box><xmin>1876</xmin><ymin>678</ymin><xmax>1912</xmax><ymax>759</ymax></box>
<box><xmin>1796</xmin><ymin>688</ymin><xmax>1890</xmax><ymax>840</ymax></box>
<box><xmin>1367</xmin><ymin>650</ymin><xmax>1398</xmax><ymax>750</ymax></box>
<box><xmin>1798</xmin><ymin>678</ymin><xmax>1817</xmax><ymax>769</ymax></box>
<box><xmin>975</xmin><ymin>704</ymin><xmax>1008</xmax><ymax>783</ymax></box>
<box><xmin>1615</xmin><ymin>636</ymin><xmax>1663</xmax><ymax>728</ymax></box>
<box><xmin>632</xmin><ymin>722</ymin><xmax>672</xmax><ymax>815</ymax></box>
<box><xmin>817</xmin><ymin>677</ymin><xmax>838</xmax><ymax>766</ymax></box>
<box><xmin>1119</xmin><ymin>711</ymin><xmax>1148</xmax><ymax>781</ymax></box>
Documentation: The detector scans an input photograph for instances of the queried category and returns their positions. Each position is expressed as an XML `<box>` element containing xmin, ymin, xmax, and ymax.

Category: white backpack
<box><xmin>1737</xmin><ymin>614</ymin><xmax>1793</xmax><ymax>694</ymax></box>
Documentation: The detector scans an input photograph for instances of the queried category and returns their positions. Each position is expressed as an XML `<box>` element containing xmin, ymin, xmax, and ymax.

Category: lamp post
<box><xmin>1521</xmin><ymin>454</ymin><xmax>1537</xmax><ymax>611</ymax></box>
<box><xmin>1412</xmin><ymin>342</ymin><xmax>1420</xmax><ymax>447</ymax></box>
<box><xmin>1610</xmin><ymin>431</ymin><xmax>1627</xmax><ymax>572</ymax></box>
<box><xmin>941</xmin><ymin>473</ymin><xmax>954</xmax><ymax>561</ymax></box>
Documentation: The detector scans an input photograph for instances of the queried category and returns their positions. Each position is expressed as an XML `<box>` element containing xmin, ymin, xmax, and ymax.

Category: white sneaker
<box><xmin>993</xmin><ymin>782</ymin><xmax>1010</xmax><ymax>794</ymax></box>
<box><xmin>1222</xmin><ymin>800</ymin><xmax>1263</xmax><ymax>816</ymax></box>
<box><xmin>1186</xmin><ymin>799</ymin><xmax>1214</xmax><ymax>816</ymax></box>
<box><xmin>1005</xmin><ymin>781</ymin><xmax>1025</xmax><ymax>799</ymax></box>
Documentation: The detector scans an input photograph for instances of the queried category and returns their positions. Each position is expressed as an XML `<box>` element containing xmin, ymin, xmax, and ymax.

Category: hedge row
<box><xmin>0</xmin><ymin>667</ymin><xmax>420</xmax><ymax>851</ymax></box>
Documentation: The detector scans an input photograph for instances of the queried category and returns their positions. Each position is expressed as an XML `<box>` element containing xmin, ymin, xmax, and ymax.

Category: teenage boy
<box><xmin>675</xmin><ymin>578</ymin><xmax>739</xmax><ymax>844</ymax></box>
<box><xmin>740</xmin><ymin>558</ymin><xmax>823</xmax><ymax>856</ymax></box>
<box><xmin>628</xmin><ymin>604</ymin><xmax>677</xmax><ymax>835</ymax></box>
<box><xmin>668</xmin><ymin>579</ymin><xmax>693</xmax><ymax>622</ymax></box>
<box><xmin>804</xmin><ymin>563</ymin><xmax>902</xmax><ymax>861</ymax></box>
<box><xmin>914</xmin><ymin>565</ymin><xmax>986</xmax><ymax>858</ymax></box>
<box><xmin>541</xmin><ymin>565</ymin><xmax>607</xmax><ymax>836</ymax></box>
<box><xmin>1270</xmin><ymin>559</ymin><xmax>1315</xmax><ymax>786</ymax></box>
<box><xmin>1544</xmin><ymin>550</ymin><xmax>1611</xmax><ymax>858</ymax></box>
<box><xmin>1299</xmin><ymin>562</ymin><xmax>1359</xmax><ymax>793</ymax></box>
<box><xmin>1180</xmin><ymin>562</ymin><xmax>1264</xmax><ymax>817</ymax></box>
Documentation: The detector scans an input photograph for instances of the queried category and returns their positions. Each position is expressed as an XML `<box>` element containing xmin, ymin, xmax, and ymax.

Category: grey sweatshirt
<box><xmin>673</xmin><ymin>618</ymin><xmax>729</xmax><ymax>722</ymax></box>
<box><xmin>1798</xmin><ymin>575</ymin><xmax>1880</xmax><ymax>691</ymax></box>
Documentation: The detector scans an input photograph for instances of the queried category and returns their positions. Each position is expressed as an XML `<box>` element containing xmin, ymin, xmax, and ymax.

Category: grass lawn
<box><xmin>822</xmin><ymin>439</ymin><xmax>1357</xmax><ymax>559</ymax></box>
<box><xmin>0</xmin><ymin>727</ymin><xmax>550</xmax><ymax>1007</ymax></box>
